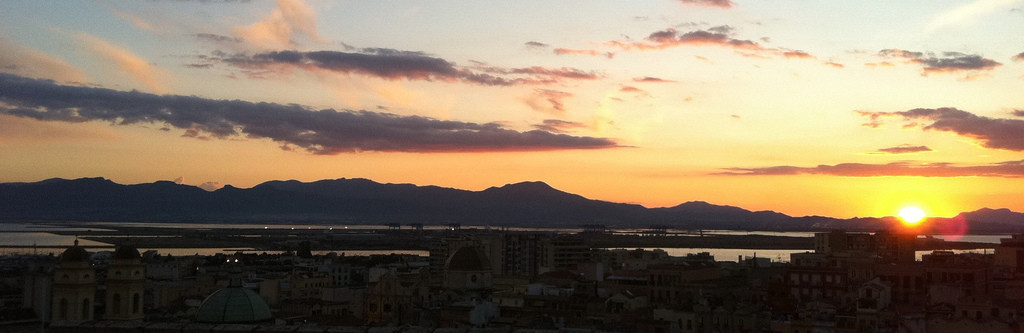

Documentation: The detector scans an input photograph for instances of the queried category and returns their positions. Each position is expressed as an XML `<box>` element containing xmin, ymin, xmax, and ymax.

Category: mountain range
<box><xmin>3</xmin><ymin>177</ymin><xmax>1024</xmax><ymax>232</ymax></box>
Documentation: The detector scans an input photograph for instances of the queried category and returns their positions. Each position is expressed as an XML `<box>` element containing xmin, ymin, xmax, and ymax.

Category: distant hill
<box><xmin>2</xmin><ymin>177</ymin><xmax>1023</xmax><ymax>232</ymax></box>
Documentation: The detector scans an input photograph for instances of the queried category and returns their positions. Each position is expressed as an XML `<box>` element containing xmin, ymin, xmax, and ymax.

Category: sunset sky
<box><xmin>2</xmin><ymin>0</ymin><xmax>1024</xmax><ymax>219</ymax></box>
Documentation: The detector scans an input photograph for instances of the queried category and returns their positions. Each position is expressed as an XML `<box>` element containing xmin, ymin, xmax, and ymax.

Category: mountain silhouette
<box><xmin>2</xmin><ymin>177</ymin><xmax>1023</xmax><ymax>232</ymax></box>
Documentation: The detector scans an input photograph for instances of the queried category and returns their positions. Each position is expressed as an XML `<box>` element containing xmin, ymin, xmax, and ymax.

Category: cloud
<box><xmin>719</xmin><ymin>160</ymin><xmax>1024</xmax><ymax>178</ymax></box>
<box><xmin>1013</xmin><ymin>109</ymin><xmax>1024</xmax><ymax>117</ymax></box>
<box><xmin>77</xmin><ymin>33</ymin><xmax>170</xmax><ymax>93</ymax></box>
<box><xmin>782</xmin><ymin>50</ymin><xmax>814</xmax><ymax>59</ymax></box>
<box><xmin>0</xmin><ymin>73</ymin><xmax>618</xmax><ymax>153</ymax></box>
<box><xmin>926</xmin><ymin>0</ymin><xmax>1022</xmax><ymax>32</ymax></box>
<box><xmin>859</xmin><ymin>107</ymin><xmax>1024</xmax><ymax>151</ymax></box>
<box><xmin>1014</xmin><ymin>52</ymin><xmax>1024</xmax><ymax>61</ymax></box>
<box><xmin>525</xmin><ymin>41</ymin><xmax>548</xmax><ymax>49</ymax></box>
<box><xmin>195</xmin><ymin>33</ymin><xmax>243</xmax><ymax>43</ymax></box>
<box><xmin>877</xmin><ymin>49</ymin><xmax>1001</xmax><ymax>76</ymax></box>
<box><xmin>198</xmin><ymin>181</ymin><xmax>223</xmax><ymax>191</ymax></box>
<box><xmin>532</xmin><ymin>119</ymin><xmax>588</xmax><ymax>133</ymax></box>
<box><xmin>111</xmin><ymin>9</ymin><xmax>153</xmax><ymax>31</ymax></box>
<box><xmin>234</xmin><ymin>0</ymin><xmax>325</xmax><ymax>49</ymax></box>
<box><xmin>632</xmin><ymin>76</ymin><xmax>676</xmax><ymax>83</ymax></box>
<box><xmin>216</xmin><ymin>49</ymin><xmax>600</xmax><ymax>85</ymax></box>
<box><xmin>875</xmin><ymin>144</ymin><xmax>933</xmax><ymax>154</ymax></box>
<box><xmin>553</xmin><ymin>48</ymin><xmax>615</xmax><ymax>58</ymax></box>
<box><xmin>824</xmin><ymin>61</ymin><xmax>845</xmax><ymax>68</ymax></box>
<box><xmin>678</xmin><ymin>0</ymin><xmax>734</xmax><ymax>8</ymax></box>
<box><xmin>0</xmin><ymin>35</ymin><xmax>87</xmax><ymax>83</ymax></box>
<box><xmin>607</xmin><ymin>26</ymin><xmax>811</xmax><ymax>60</ymax></box>
<box><xmin>619</xmin><ymin>86</ymin><xmax>651</xmax><ymax>98</ymax></box>
<box><xmin>522</xmin><ymin>89</ymin><xmax>573</xmax><ymax>114</ymax></box>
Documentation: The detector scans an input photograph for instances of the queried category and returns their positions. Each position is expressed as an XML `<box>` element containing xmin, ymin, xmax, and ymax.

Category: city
<box><xmin>0</xmin><ymin>225</ymin><xmax>1019</xmax><ymax>332</ymax></box>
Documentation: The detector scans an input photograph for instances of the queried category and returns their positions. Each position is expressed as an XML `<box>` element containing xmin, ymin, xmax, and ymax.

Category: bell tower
<box><xmin>105</xmin><ymin>244</ymin><xmax>145</xmax><ymax>321</ymax></box>
<box><xmin>51</xmin><ymin>240</ymin><xmax>96</xmax><ymax>326</ymax></box>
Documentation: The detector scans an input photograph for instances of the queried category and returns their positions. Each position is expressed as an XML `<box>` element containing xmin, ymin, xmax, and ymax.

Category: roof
<box><xmin>445</xmin><ymin>246</ymin><xmax>490</xmax><ymax>271</ymax></box>
<box><xmin>59</xmin><ymin>244</ymin><xmax>90</xmax><ymax>263</ymax></box>
<box><xmin>194</xmin><ymin>287</ymin><xmax>272</xmax><ymax>324</ymax></box>
<box><xmin>112</xmin><ymin>245</ymin><xmax>141</xmax><ymax>260</ymax></box>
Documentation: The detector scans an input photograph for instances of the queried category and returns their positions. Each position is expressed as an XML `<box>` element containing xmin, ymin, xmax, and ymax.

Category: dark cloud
<box><xmin>878</xmin><ymin>49</ymin><xmax>1001</xmax><ymax>75</ymax></box>
<box><xmin>1013</xmin><ymin>109</ymin><xmax>1024</xmax><ymax>117</ymax></box>
<box><xmin>607</xmin><ymin>26</ymin><xmax>809</xmax><ymax>60</ymax></box>
<box><xmin>194</xmin><ymin>33</ymin><xmax>242</xmax><ymax>43</ymax></box>
<box><xmin>533</xmin><ymin>119</ymin><xmax>588</xmax><ymax>133</ymax></box>
<box><xmin>678</xmin><ymin>0</ymin><xmax>734</xmax><ymax>8</ymax></box>
<box><xmin>0</xmin><ymin>73</ymin><xmax>617</xmax><ymax>153</ymax></box>
<box><xmin>525</xmin><ymin>41</ymin><xmax>548</xmax><ymax>48</ymax></box>
<box><xmin>632</xmin><ymin>77</ymin><xmax>676</xmax><ymax>83</ymax></box>
<box><xmin>1013</xmin><ymin>52</ymin><xmax>1024</xmax><ymax>61</ymax></box>
<box><xmin>875</xmin><ymin>145</ymin><xmax>932</xmax><ymax>154</ymax></box>
<box><xmin>718</xmin><ymin>160</ymin><xmax>1024</xmax><ymax>178</ymax></box>
<box><xmin>185</xmin><ymin>63</ymin><xmax>214</xmax><ymax>69</ymax></box>
<box><xmin>216</xmin><ymin>49</ymin><xmax>599</xmax><ymax>85</ymax></box>
<box><xmin>858</xmin><ymin>107</ymin><xmax>1024</xmax><ymax>151</ymax></box>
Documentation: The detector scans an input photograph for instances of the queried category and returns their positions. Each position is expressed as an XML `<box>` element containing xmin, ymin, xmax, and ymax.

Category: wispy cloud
<box><xmin>874</xmin><ymin>144</ymin><xmax>933</xmax><ymax>154</ymax></box>
<box><xmin>110</xmin><ymin>9</ymin><xmax>153</xmax><ymax>31</ymax></box>
<box><xmin>522</xmin><ymin>89</ymin><xmax>574</xmax><ymax>114</ymax></box>
<box><xmin>77</xmin><ymin>33</ymin><xmax>169</xmax><ymax>93</ymax></box>
<box><xmin>195</xmin><ymin>33</ymin><xmax>243</xmax><ymax>43</ymax></box>
<box><xmin>554</xmin><ymin>48</ymin><xmax>615</xmax><ymax>58</ymax></box>
<box><xmin>234</xmin><ymin>0</ymin><xmax>325</xmax><ymax>49</ymax></box>
<box><xmin>859</xmin><ymin>107</ymin><xmax>1024</xmax><ymax>151</ymax></box>
<box><xmin>215</xmin><ymin>49</ymin><xmax>601</xmax><ymax>85</ymax></box>
<box><xmin>875</xmin><ymin>49</ymin><xmax>1001</xmax><ymax>78</ymax></box>
<box><xmin>532</xmin><ymin>119</ymin><xmax>588</xmax><ymax>133</ymax></box>
<box><xmin>0</xmin><ymin>35</ymin><xmax>87</xmax><ymax>83</ymax></box>
<box><xmin>1013</xmin><ymin>52</ymin><xmax>1024</xmax><ymax>61</ymax></box>
<box><xmin>718</xmin><ymin>160</ymin><xmax>1024</xmax><ymax>178</ymax></box>
<box><xmin>606</xmin><ymin>26</ymin><xmax>817</xmax><ymax>61</ymax></box>
<box><xmin>0</xmin><ymin>73</ymin><xmax>618</xmax><ymax>153</ymax></box>
<box><xmin>632</xmin><ymin>77</ymin><xmax>676</xmax><ymax>83</ymax></box>
<box><xmin>926</xmin><ymin>0</ymin><xmax>1023</xmax><ymax>32</ymax></box>
<box><xmin>678</xmin><ymin>0</ymin><xmax>734</xmax><ymax>9</ymax></box>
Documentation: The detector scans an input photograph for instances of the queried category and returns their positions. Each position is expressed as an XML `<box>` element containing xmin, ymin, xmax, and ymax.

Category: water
<box><xmin>608</xmin><ymin>247</ymin><xmax>805</xmax><ymax>263</ymax></box>
<box><xmin>0</xmin><ymin>222</ymin><xmax>1009</xmax><ymax>259</ymax></box>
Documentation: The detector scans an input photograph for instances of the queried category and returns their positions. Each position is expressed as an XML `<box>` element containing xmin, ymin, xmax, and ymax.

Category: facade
<box><xmin>50</xmin><ymin>241</ymin><xmax>96</xmax><ymax>326</ymax></box>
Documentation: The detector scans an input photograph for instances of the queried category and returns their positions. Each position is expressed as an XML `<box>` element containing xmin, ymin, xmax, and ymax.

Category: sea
<box><xmin>0</xmin><ymin>222</ymin><xmax>1006</xmax><ymax>262</ymax></box>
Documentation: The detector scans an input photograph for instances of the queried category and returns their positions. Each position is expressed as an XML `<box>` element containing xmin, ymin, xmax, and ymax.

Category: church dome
<box><xmin>112</xmin><ymin>245</ymin><xmax>141</xmax><ymax>260</ymax></box>
<box><xmin>445</xmin><ymin>246</ymin><xmax>490</xmax><ymax>272</ymax></box>
<box><xmin>195</xmin><ymin>287</ymin><xmax>272</xmax><ymax>324</ymax></box>
<box><xmin>59</xmin><ymin>244</ymin><xmax>90</xmax><ymax>264</ymax></box>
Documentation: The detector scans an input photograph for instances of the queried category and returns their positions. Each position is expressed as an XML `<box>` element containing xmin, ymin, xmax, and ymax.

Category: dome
<box><xmin>112</xmin><ymin>245</ymin><xmax>141</xmax><ymax>260</ymax></box>
<box><xmin>59</xmin><ymin>244</ymin><xmax>90</xmax><ymax>264</ymax></box>
<box><xmin>195</xmin><ymin>287</ymin><xmax>272</xmax><ymax>324</ymax></box>
<box><xmin>445</xmin><ymin>246</ymin><xmax>490</xmax><ymax>272</ymax></box>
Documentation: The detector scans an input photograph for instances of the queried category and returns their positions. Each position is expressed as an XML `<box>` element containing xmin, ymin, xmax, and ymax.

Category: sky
<box><xmin>2</xmin><ymin>0</ymin><xmax>1024</xmax><ymax>219</ymax></box>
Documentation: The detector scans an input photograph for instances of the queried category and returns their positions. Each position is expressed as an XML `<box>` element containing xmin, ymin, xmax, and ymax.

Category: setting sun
<box><xmin>898</xmin><ymin>206</ymin><xmax>927</xmax><ymax>224</ymax></box>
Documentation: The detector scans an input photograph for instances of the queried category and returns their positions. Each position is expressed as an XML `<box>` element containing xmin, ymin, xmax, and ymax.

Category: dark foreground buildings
<box><xmin>2</xmin><ymin>230</ymin><xmax>1024</xmax><ymax>332</ymax></box>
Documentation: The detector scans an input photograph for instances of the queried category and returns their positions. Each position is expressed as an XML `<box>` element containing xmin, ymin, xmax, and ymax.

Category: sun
<box><xmin>898</xmin><ymin>206</ymin><xmax>927</xmax><ymax>224</ymax></box>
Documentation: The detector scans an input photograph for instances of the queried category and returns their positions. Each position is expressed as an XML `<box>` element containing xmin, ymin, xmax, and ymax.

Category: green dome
<box><xmin>195</xmin><ymin>287</ymin><xmax>272</xmax><ymax>324</ymax></box>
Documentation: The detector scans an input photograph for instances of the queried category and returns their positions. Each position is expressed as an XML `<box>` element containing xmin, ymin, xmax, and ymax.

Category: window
<box><xmin>132</xmin><ymin>293</ymin><xmax>140</xmax><ymax>314</ymax></box>
<box><xmin>59</xmin><ymin>298</ymin><xmax>68</xmax><ymax>320</ymax></box>
<box><xmin>112</xmin><ymin>294</ymin><xmax>121</xmax><ymax>314</ymax></box>
<box><xmin>82</xmin><ymin>298</ymin><xmax>90</xmax><ymax>319</ymax></box>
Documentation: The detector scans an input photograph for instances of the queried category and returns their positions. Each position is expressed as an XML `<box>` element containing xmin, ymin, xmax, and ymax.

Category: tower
<box><xmin>51</xmin><ymin>240</ymin><xmax>96</xmax><ymax>326</ymax></box>
<box><xmin>104</xmin><ymin>245</ymin><xmax>145</xmax><ymax>321</ymax></box>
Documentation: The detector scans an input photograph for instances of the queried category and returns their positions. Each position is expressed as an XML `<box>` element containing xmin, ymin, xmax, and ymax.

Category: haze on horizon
<box><xmin>2</xmin><ymin>0</ymin><xmax>1024</xmax><ymax>219</ymax></box>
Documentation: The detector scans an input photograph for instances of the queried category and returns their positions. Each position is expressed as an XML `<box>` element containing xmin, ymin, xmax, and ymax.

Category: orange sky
<box><xmin>3</xmin><ymin>0</ymin><xmax>1024</xmax><ymax>219</ymax></box>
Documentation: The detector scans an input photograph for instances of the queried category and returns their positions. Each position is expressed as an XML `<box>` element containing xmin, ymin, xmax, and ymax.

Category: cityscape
<box><xmin>4</xmin><ymin>0</ymin><xmax>1024</xmax><ymax>332</ymax></box>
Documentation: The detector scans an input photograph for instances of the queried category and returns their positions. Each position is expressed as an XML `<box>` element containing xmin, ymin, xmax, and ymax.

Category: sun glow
<box><xmin>898</xmin><ymin>206</ymin><xmax>927</xmax><ymax>224</ymax></box>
